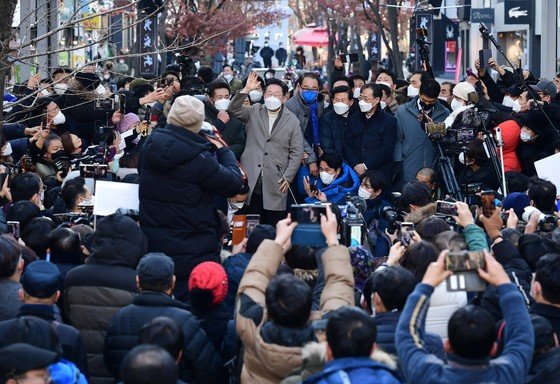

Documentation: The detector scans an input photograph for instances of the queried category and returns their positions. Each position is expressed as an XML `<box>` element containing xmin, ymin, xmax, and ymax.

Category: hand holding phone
<box><xmin>480</xmin><ymin>190</ymin><xmax>495</xmax><ymax>218</ymax></box>
<box><xmin>399</xmin><ymin>222</ymin><xmax>415</xmax><ymax>247</ymax></box>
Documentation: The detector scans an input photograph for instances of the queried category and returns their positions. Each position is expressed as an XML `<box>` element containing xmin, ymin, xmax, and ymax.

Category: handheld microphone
<box><xmin>276</xmin><ymin>164</ymin><xmax>297</xmax><ymax>203</ymax></box>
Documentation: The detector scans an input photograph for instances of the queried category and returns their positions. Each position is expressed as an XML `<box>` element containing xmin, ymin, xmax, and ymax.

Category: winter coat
<box><xmin>228</xmin><ymin>91</ymin><xmax>304</xmax><ymax>211</ymax></box>
<box><xmin>285</xmin><ymin>92</ymin><xmax>324</xmax><ymax>164</ymax></box>
<box><xmin>236</xmin><ymin>240</ymin><xmax>354</xmax><ymax>383</ymax></box>
<box><xmin>344</xmin><ymin>108</ymin><xmax>397</xmax><ymax>189</ymax></box>
<box><xmin>516</xmin><ymin>137</ymin><xmax>554</xmax><ymax>177</ymax></box>
<box><xmin>204</xmin><ymin>101</ymin><xmax>246</xmax><ymax>160</ymax></box>
<box><xmin>526</xmin><ymin>345</ymin><xmax>560</xmax><ymax>384</ymax></box>
<box><xmin>63</xmin><ymin>214</ymin><xmax>147</xmax><ymax>384</ymax></box>
<box><xmin>138</xmin><ymin>123</ymin><xmax>243</xmax><ymax>288</ymax></box>
<box><xmin>396</xmin><ymin>283</ymin><xmax>533</xmax><ymax>384</ymax></box>
<box><xmin>498</xmin><ymin>120</ymin><xmax>522</xmax><ymax>172</ymax></box>
<box><xmin>393</xmin><ymin>97</ymin><xmax>450</xmax><ymax>187</ymax></box>
<box><xmin>222</xmin><ymin>252</ymin><xmax>252</xmax><ymax>311</ymax></box>
<box><xmin>301</xmin><ymin>163</ymin><xmax>360</xmax><ymax>205</ymax></box>
<box><xmin>104</xmin><ymin>291</ymin><xmax>223</xmax><ymax>383</ymax></box>
<box><xmin>530</xmin><ymin>303</ymin><xmax>560</xmax><ymax>339</ymax></box>
<box><xmin>481</xmin><ymin>240</ymin><xmax>533</xmax><ymax>322</ymax></box>
<box><xmin>304</xmin><ymin>357</ymin><xmax>401</xmax><ymax>384</ymax></box>
<box><xmin>190</xmin><ymin>302</ymin><xmax>232</xmax><ymax>354</ymax></box>
<box><xmin>319</xmin><ymin>109</ymin><xmax>350</xmax><ymax>158</ymax></box>
<box><xmin>457</xmin><ymin>160</ymin><xmax>501</xmax><ymax>195</ymax></box>
<box><xmin>425</xmin><ymin>282</ymin><xmax>467</xmax><ymax>339</ymax></box>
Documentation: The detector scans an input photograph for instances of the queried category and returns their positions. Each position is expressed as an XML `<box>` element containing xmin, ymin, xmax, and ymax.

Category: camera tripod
<box><xmin>435</xmin><ymin>142</ymin><xmax>464</xmax><ymax>201</ymax></box>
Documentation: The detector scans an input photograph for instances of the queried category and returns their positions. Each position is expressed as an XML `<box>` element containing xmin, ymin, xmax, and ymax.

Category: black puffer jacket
<box><xmin>104</xmin><ymin>291</ymin><xmax>223</xmax><ymax>383</ymax></box>
<box><xmin>481</xmin><ymin>240</ymin><xmax>534</xmax><ymax>321</ymax></box>
<box><xmin>63</xmin><ymin>214</ymin><xmax>148</xmax><ymax>384</ymax></box>
<box><xmin>139</xmin><ymin>124</ymin><xmax>243</xmax><ymax>296</ymax></box>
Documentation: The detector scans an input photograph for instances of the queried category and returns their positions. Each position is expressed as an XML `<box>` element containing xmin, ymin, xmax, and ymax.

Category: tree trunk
<box><xmin>387</xmin><ymin>0</ymin><xmax>403</xmax><ymax>78</ymax></box>
<box><xmin>0</xmin><ymin>0</ymin><xmax>21</xmax><ymax>135</ymax></box>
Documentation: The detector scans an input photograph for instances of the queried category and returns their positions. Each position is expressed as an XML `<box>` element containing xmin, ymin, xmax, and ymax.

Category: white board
<box><xmin>535</xmin><ymin>153</ymin><xmax>560</xmax><ymax>193</ymax></box>
<box><xmin>93</xmin><ymin>180</ymin><xmax>139</xmax><ymax>216</ymax></box>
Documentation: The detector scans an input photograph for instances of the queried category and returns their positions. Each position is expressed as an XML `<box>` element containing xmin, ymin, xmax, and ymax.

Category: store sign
<box><xmin>138</xmin><ymin>16</ymin><xmax>158</xmax><ymax>77</ymax></box>
<box><xmin>504</xmin><ymin>0</ymin><xmax>530</xmax><ymax>25</ymax></box>
<box><xmin>470</xmin><ymin>8</ymin><xmax>494</xmax><ymax>24</ymax></box>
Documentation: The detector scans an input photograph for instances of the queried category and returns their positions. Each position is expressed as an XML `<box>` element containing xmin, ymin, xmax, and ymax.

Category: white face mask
<box><xmin>223</xmin><ymin>74</ymin><xmax>233</xmax><ymax>82</ymax></box>
<box><xmin>229</xmin><ymin>200</ymin><xmax>244</xmax><ymax>210</ymax></box>
<box><xmin>358</xmin><ymin>186</ymin><xmax>371</xmax><ymax>199</ymax></box>
<box><xmin>265</xmin><ymin>73</ymin><xmax>273</xmax><ymax>80</ymax></box>
<box><xmin>323</xmin><ymin>101</ymin><xmax>330</xmax><ymax>109</ymax></box>
<box><xmin>451</xmin><ymin>98</ymin><xmax>465</xmax><ymax>111</ymax></box>
<box><xmin>53</xmin><ymin>83</ymin><xmax>68</xmax><ymax>95</ymax></box>
<box><xmin>407</xmin><ymin>84</ymin><xmax>419</xmax><ymax>97</ymax></box>
<box><xmin>96</xmin><ymin>84</ymin><xmax>106</xmax><ymax>95</ymax></box>
<box><xmin>40</xmin><ymin>89</ymin><xmax>51</xmax><ymax>97</ymax></box>
<box><xmin>264</xmin><ymin>96</ymin><xmax>282</xmax><ymax>111</ymax></box>
<box><xmin>353</xmin><ymin>87</ymin><xmax>362</xmax><ymax>99</ymax></box>
<box><xmin>333</xmin><ymin>102</ymin><xmax>350</xmax><ymax>115</ymax></box>
<box><xmin>380</xmin><ymin>100</ymin><xmax>387</xmax><ymax>110</ymax></box>
<box><xmin>248</xmin><ymin>90</ymin><xmax>263</xmax><ymax>103</ymax></box>
<box><xmin>376</xmin><ymin>81</ymin><xmax>392</xmax><ymax>89</ymax></box>
<box><xmin>520</xmin><ymin>131</ymin><xmax>533</xmax><ymax>142</ymax></box>
<box><xmin>119</xmin><ymin>59</ymin><xmax>125</xmax><ymax>64</ymax></box>
<box><xmin>512</xmin><ymin>99</ymin><xmax>522</xmax><ymax>112</ymax></box>
<box><xmin>103</xmin><ymin>75</ymin><xmax>110</xmax><ymax>80</ymax></box>
<box><xmin>320</xmin><ymin>171</ymin><xmax>336</xmax><ymax>185</ymax></box>
<box><xmin>2</xmin><ymin>142</ymin><xmax>12</xmax><ymax>156</ymax></box>
<box><xmin>438</xmin><ymin>96</ymin><xmax>448</xmax><ymax>102</ymax></box>
<box><xmin>214</xmin><ymin>98</ymin><xmax>230</xmax><ymax>111</ymax></box>
<box><xmin>359</xmin><ymin>100</ymin><xmax>373</xmax><ymax>113</ymax></box>
<box><xmin>458</xmin><ymin>152</ymin><xmax>466</xmax><ymax>165</ymax></box>
<box><xmin>52</xmin><ymin>111</ymin><xmax>66</xmax><ymax>125</ymax></box>
<box><xmin>502</xmin><ymin>95</ymin><xmax>515</xmax><ymax>108</ymax></box>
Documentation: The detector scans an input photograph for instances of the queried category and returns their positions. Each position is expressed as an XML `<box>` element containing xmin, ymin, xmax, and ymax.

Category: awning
<box><xmin>292</xmin><ymin>27</ymin><xmax>328</xmax><ymax>47</ymax></box>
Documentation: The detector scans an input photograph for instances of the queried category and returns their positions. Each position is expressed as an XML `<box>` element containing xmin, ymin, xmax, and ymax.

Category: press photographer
<box><xmin>457</xmin><ymin>138</ymin><xmax>500</xmax><ymax>193</ymax></box>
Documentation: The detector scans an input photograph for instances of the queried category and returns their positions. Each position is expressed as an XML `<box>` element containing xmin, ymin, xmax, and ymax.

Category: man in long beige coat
<box><xmin>228</xmin><ymin>72</ymin><xmax>303</xmax><ymax>225</ymax></box>
<box><xmin>236</xmin><ymin>206</ymin><xmax>355</xmax><ymax>383</ymax></box>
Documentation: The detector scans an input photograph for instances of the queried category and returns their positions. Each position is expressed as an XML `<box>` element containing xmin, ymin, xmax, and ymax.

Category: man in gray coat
<box><xmin>228</xmin><ymin>72</ymin><xmax>304</xmax><ymax>225</ymax></box>
<box><xmin>393</xmin><ymin>79</ymin><xmax>450</xmax><ymax>188</ymax></box>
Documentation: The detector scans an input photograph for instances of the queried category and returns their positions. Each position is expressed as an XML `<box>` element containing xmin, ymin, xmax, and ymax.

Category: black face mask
<box><xmin>419</xmin><ymin>101</ymin><xmax>433</xmax><ymax>111</ymax></box>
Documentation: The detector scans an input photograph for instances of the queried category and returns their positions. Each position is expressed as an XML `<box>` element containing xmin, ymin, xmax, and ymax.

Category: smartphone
<box><xmin>246</xmin><ymin>214</ymin><xmax>260</xmax><ymax>237</ymax></box>
<box><xmin>166</xmin><ymin>77</ymin><xmax>174</xmax><ymax>87</ymax></box>
<box><xmin>436</xmin><ymin>200</ymin><xmax>458</xmax><ymax>217</ymax></box>
<box><xmin>290</xmin><ymin>204</ymin><xmax>327</xmax><ymax>224</ymax></box>
<box><xmin>399</xmin><ymin>222</ymin><xmax>415</xmax><ymax>247</ymax></box>
<box><xmin>41</xmin><ymin>113</ymin><xmax>48</xmax><ymax>130</ymax></box>
<box><xmin>119</xmin><ymin>93</ymin><xmax>126</xmax><ymax>114</ymax></box>
<box><xmin>445</xmin><ymin>250</ymin><xmax>487</xmax><ymax>292</ymax></box>
<box><xmin>7</xmin><ymin>221</ymin><xmax>20</xmax><ymax>239</ymax></box>
<box><xmin>80</xmin><ymin>164</ymin><xmax>107</xmax><ymax>179</ymax></box>
<box><xmin>480</xmin><ymin>190</ymin><xmax>495</xmax><ymax>218</ymax></box>
<box><xmin>306</xmin><ymin>176</ymin><xmax>318</xmax><ymax>193</ymax></box>
<box><xmin>479</xmin><ymin>49</ymin><xmax>492</xmax><ymax>70</ymax></box>
<box><xmin>339</xmin><ymin>53</ymin><xmax>359</xmax><ymax>63</ymax></box>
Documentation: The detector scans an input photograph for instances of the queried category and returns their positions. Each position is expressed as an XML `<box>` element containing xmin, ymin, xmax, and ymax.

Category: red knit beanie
<box><xmin>188</xmin><ymin>262</ymin><xmax>228</xmax><ymax>307</ymax></box>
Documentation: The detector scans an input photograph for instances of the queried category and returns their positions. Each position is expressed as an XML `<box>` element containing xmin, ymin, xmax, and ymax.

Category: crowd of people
<box><xmin>0</xmin><ymin>50</ymin><xmax>560</xmax><ymax>384</ymax></box>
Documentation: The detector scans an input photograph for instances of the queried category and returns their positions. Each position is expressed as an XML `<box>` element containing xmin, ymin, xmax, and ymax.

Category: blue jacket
<box><xmin>319</xmin><ymin>109</ymin><xmax>350</xmax><ymax>158</ymax></box>
<box><xmin>396</xmin><ymin>283</ymin><xmax>534</xmax><ymax>384</ymax></box>
<box><xmin>223</xmin><ymin>252</ymin><xmax>252</xmax><ymax>311</ymax></box>
<box><xmin>343</xmin><ymin>107</ymin><xmax>397</xmax><ymax>189</ymax></box>
<box><xmin>304</xmin><ymin>357</ymin><xmax>401</xmax><ymax>384</ymax></box>
<box><xmin>302</xmin><ymin>163</ymin><xmax>360</xmax><ymax>205</ymax></box>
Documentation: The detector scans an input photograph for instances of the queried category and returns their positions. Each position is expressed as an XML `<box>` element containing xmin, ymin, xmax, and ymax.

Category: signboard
<box><xmin>504</xmin><ymin>0</ymin><xmax>530</xmax><ymax>25</ymax></box>
<box><xmin>93</xmin><ymin>181</ymin><xmax>139</xmax><ymax>216</ymax></box>
<box><xmin>82</xmin><ymin>13</ymin><xmax>101</xmax><ymax>31</ymax></box>
<box><xmin>138</xmin><ymin>16</ymin><xmax>158</xmax><ymax>77</ymax></box>
<box><xmin>470</xmin><ymin>8</ymin><xmax>494</xmax><ymax>24</ymax></box>
<box><xmin>368</xmin><ymin>31</ymin><xmax>381</xmax><ymax>62</ymax></box>
<box><xmin>415</xmin><ymin>12</ymin><xmax>433</xmax><ymax>72</ymax></box>
<box><xmin>535</xmin><ymin>153</ymin><xmax>560</xmax><ymax>193</ymax></box>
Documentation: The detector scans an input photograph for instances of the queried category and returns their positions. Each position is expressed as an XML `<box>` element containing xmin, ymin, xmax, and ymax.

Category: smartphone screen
<box><xmin>480</xmin><ymin>191</ymin><xmax>495</xmax><ymax>218</ymax></box>
<box><xmin>7</xmin><ymin>221</ymin><xmax>20</xmax><ymax>239</ymax></box>
<box><xmin>436</xmin><ymin>200</ymin><xmax>458</xmax><ymax>216</ymax></box>
<box><xmin>290</xmin><ymin>204</ymin><xmax>327</xmax><ymax>224</ymax></box>
<box><xmin>399</xmin><ymin>222</ymin><xmax>415</xmax><ymax>247</ymax></box>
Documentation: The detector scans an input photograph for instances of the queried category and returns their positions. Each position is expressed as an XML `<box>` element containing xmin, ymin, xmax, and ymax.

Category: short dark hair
<box><xmin>330</xmin><ymin>85</ymin><xmax>352</xmax><ymax>101</ymax></box>
<box><xmin>207</xmin><ymin>81</ymin><xmax>231</xmax><ymax>98</ymax></box>
<box><xmin>117</xmin><ymin>76</ymin><xmax>135</xmax><ymax>90</ymax></box>
<box><xmin>0</xmin><ymin>235</ymin><xmax>22</xmax><ymax>278</ymax></box>
<box><xmin>332</xmin><ymin>76</ymin><xmax>353</xmax><ymax>89</ymax></box>
<box><xmin>400</xmin><ymin>240</ymin><xmax>438</xmax><ymax>283</ymax></box>
<box><xmin>119</xmin><ymin>153</ymin><xmax>139</xmax><ymax>169</ymax></box>
<box><xmin>361</xmin><ymin>83</ymin><xmax>382</xmax><ymax>99</ymax></box>
<box><xmin>297</xmin><ymin>72</ymin><xmax>321</xmax><ymax>88</ymax></box>
<box><xmin>197</xmin><ymin>66</ymin><xmax>214</xmax><ymax>84</ymax></box>
<box><xmin>420</xmin><ymin>79</ymin><xmax>441</xmax><ymax>99</ymax></box>
<box><xmin>10</xmin><ymin>173</ymin><xmax>42</xmax><ymax>202</ymax></box>
<box><xmin>401</xmin><ymin>181</ymin><xmax>432</xmax><ymax>210</ymax></box>
<box><xmin>265</xmin><ymin>274</ymin><xmax>312</xmax><ymax>327</ymax></box>
<box><xmin>535</xmin><ymin>253</ymin><xmax>560</xmax><ymax>304</ymax></box>
<box><xmin>121</xmin><ymin>345</ymin><xmax>178</xmax><ymax>384</ymax></box>
<box><xmin>61</xmin><ymin>177</ymin><xmax>87</xmax><ymax>210</ymax></box>
<box><xmin>367</xmin><ymin>266</ymin><xmax>415</xmax><ymax>312</ymax></box>
<box><xmin>375</xmin><ymin>69</ymin><xmax>397</xmax><ymax>85</ymax></box>
<box><xmin>505</xmin><ymin>171</ymin><xmax>529</xmax><ymax>193</ymax></box>
<box><xmin>46</xmin><ymin>228</ymin><xmax>82</xmax><ymax>264</ymax></box>
<box><xmin>222</xmin><ymin>64</ymin><xmax>233</xmax><ymax>71</ymax></box>
<box><xmin>528</xmin><ymin>178</ymin><xmax>557</xmax><ymax>213</ymax></box>
<box><xmin>139</xmin><ymin>317</ymin><xmax>184</xmax><ymax>360</ymax></box>
<box><xmin>265</xmin><ymin>78</ymin><xmax>289</xmax><ymax>96</ymax></box>
<box><xmin>20</xmin><ymin>217</ymin><xmax>54</xmax><ymax>258</ymax></box>
<box><xmin>349</xmin><ymin>74</ymin><xmax>366</xmax><ymax>84</ymax></box>
<box><xmin>466</xmin><ymin>138</ymin><xmax>488</xmax><ymax>166</ymax></box>
<box><xmin>318</xmin><ymin>153</ymin><xmax>342</xmax><ymax>171</ymax></box>
<box><xmin>417</xmin><ymin>216</ymin><xmax>450</xmax><ymax>243</ymax></box>
<box><xmin>363</xmin><ymin>170</ymin><xmax>385</xmax><ymax>192</ymax></box>
<box><xmin>448</xmin><ymin>305</ymin><xmax>497</xmax><ymax>359</ymax></box>
<box><xmin>326</xmin><ymin>306</ymin><xmax>377</xmax><ymax>358</ymax></box>
<box><xmin>432</xmin><ymin>230</ymin><xmax>467</xmax><ymax>252</ymax></box>
<box><xmin>3</xmin><ymin>316</ymin><xmax>62</xmax><ymax>355</ymax></box>
<box><xmin>6</xmin><ymin>201</ymin><xmax>41</xmax><ymax>229</ymax></box>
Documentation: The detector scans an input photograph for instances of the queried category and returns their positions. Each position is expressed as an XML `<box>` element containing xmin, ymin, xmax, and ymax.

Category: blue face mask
<box><xmin>301</xmin><ymin>89</ymin><xmax>318</xmax><ymax>104</ymax></box>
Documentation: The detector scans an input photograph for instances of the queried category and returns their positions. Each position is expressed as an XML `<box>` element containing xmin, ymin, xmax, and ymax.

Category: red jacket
<box><xmin>498</xmin><ymin>120</ymin><xmax>522</xmax><ymax>172</ymax></box>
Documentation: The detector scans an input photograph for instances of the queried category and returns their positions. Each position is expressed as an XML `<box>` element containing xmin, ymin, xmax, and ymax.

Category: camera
<box><xmin>94</xmin><ymin>98</ymin><xmax>115</xmax><ymax>111</ymax></box>
<box><xmin>290</xmin><ymin>204</ymin><xmax>328</xmax><ymax>247</ymax></box>
<box><xmin>380</xmin><ymin>205</ymin><xmax>405</xmax><ymax>234</ymax></box>
<box><xmin>539</xmin><ymin>214</ymin><xmax>558</xmax><ymax>233</ymax></box>
<box><xmin>51</xmin><ymin>151</ymin><xmax>71</xmax><ymax>178</ymax></box>
<box><xmin>445</xmin><ymin>250</ymin><xmax>487</xmax><ymax>292</ymax></box>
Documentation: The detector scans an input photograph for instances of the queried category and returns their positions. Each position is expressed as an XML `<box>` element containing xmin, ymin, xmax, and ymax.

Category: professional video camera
<box><xmin>176</xmin><ymin>47</ymin><xmax>199</xmax><ymax>78</ymax></box>
<box><xmin>380</xmin><ymin>205</ymin><xmax>406</xmax><ymax>234</ymax></box>
<box><xmin>51</xmin><ymin>151</ymin><xmax>71</xmax><ymax>178</ymax></box>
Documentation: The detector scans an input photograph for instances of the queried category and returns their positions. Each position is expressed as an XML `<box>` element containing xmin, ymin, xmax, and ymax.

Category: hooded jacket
<box><xmin>63</xmin><ymin>213</ymin><xmax>147</xmax><ymax>384</ymax></box>
<box><xmin>498</xmin><ymin>120</ymin><xmax>521</xmax><ymax>172</ymax></box>
<box><xmin>300</xmin><ymin>163</ymin><xmax>360</xmax><ymax>205</ymax></box>
<box><xmin>138</xmin><ymin>123</ymin><xmax>243</xmax><ymax>296</ymax></box>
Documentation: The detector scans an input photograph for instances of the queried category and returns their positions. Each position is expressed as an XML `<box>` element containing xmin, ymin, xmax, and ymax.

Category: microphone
<box><xmin>276</xmin><ymin>164</ymin><xmax>297</xmax><ymax>203</ymax></box>
<box><xmin>349</xmin><ymin>196</ymin><xmax>367</xmax><ymax>214</ymax></box>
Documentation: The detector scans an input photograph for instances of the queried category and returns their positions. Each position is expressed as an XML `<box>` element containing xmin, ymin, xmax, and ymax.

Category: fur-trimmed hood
<box><xmin>404</xmin><ymin>202</ymin><xmax>437</xmax><ymax>225</ymax></box>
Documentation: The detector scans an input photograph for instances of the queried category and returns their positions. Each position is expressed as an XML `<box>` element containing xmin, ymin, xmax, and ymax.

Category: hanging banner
<box><xmin>138</xmin><ymin>16</ymin><xmax>158</xmax><ymax>77</ymax></box>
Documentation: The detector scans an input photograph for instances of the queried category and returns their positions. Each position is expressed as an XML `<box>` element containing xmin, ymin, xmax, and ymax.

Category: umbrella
<box><xmin>292</xmin><ymin>27</ymin><xmax>329</xmax><ymax>47</ymax></box>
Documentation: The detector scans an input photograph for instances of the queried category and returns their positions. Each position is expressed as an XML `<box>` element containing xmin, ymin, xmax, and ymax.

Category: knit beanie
<box><xmin>167</xmin><ymin>95</ymin><xmax>204</xmax><ymax>133</ymax></box>
<box><xmin>453</xmin><ymin>81</ymin><xmax>476</xmax><ymax>102</ymax></box>
<box><xmin>117</xmin><ymin>113</ymin><xmax>140</xmax><ymax>133</ymax></box>
<box><xmin>188</xmin><ymin>261</ymin><xmax>228</xmax><ymax>308</ymax></box>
